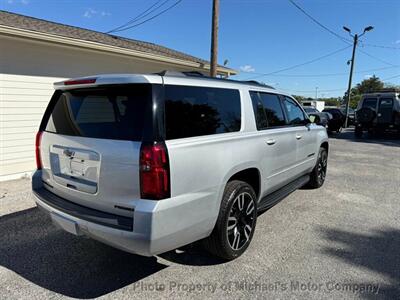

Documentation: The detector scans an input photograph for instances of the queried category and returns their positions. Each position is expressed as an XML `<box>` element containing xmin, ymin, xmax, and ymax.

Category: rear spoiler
<box><xmin>53</xmin><ymin>74</ymin><xmax>162</xmax><ymax>89</ymax></box>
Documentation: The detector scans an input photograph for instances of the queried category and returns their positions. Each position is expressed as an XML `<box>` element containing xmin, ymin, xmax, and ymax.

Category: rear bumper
<box><xmin>32</xmin><ymin>171</ymin><xmax>217</xmax><ymax>256</ymax></box>
<box><xmin>355</xmin><ymin>122</ymin><xmax>399</xmax><ymax>130</ymax></box>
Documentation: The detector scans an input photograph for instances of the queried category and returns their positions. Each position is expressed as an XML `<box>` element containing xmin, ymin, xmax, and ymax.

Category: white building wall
<box><xmin>0</xmin><ymin>35</ymin><xmax>200</xmax><ymax>180</ymax></box>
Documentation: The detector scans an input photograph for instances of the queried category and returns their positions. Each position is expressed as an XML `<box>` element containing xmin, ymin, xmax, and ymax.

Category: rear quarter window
<box><xmin>44</xmin><ymin>84</ymin><xmax>152</xmax><ymax>141</ymax></box>
<box><xmin>164</xmin><ymin>85</ymin><xmax>241</xmax><ymax>140</ymax></box>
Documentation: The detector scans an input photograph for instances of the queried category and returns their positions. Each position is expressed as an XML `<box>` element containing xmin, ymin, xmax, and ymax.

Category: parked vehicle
<box><xmin>303</xmin><ymin>107</ymin><xmax>330</xmax><ymax>128</ymax></box>
<box><xmin>354</xmin><ymin>90</ymin><xmax>400</xmax><ymax>137</ymax></box>
<box><xmin>323</xmin><ymin>108</ymin><xmax>345</xmax><ymax>133</ymax></box>
<box><xmin>32</xmin><ymin>72</ymin><xmax>329</xmax><ymax>260</ymax></box>
<box><xmin>341</xmin><ymin>107</ymin><xmax>355</xmax><ymax>126</ymax></box>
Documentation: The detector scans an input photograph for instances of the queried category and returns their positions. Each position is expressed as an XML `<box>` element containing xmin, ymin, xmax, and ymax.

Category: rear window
<box><xmin>164</xmin><ymin>85</ymin><xmax>241</xmax><ymax>140</ymax></box>
<box><xmin>44</xmin><ymin>84</ymin><xmax>151</xmax><ymax>141</ymax></box>
<box><xmin>362</xmin><ymin>98</ymin><xmax>377</xmax><ymax>109</ymax></box>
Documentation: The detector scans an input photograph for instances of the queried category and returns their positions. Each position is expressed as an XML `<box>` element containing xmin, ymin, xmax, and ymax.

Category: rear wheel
<box><xmin>306</xmin><ymin>147</ymin><xmax>328</xmax><ymax>189</ymax></box>
<box><xmin>355</xmin><ymin>127</ymin><xmax>363</xmax><ymax>138</ymax></box>
<box><xmin>203</xmin><ymin>180</ymin><xmax>257</xmax><ymax>260</ymax></box>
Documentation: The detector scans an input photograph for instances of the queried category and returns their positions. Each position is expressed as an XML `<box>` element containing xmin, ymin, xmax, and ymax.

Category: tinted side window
<box><xmin>250</xmin><ymin>91</ymin><xmax>268</xmax><ymax>130</ymax></box>
<box><xmin>258</xmin><ymin>93</ymin><xmax>286</xmax><ymax>127</ymax></box>
<box><xmin>164</xmin><ymin>85</ymin><xmax>241</xmax><ymax>140</ymax></box>
<box><xmin>283</xmin><ymin>97</ymin><xmax>306</xmax><ymax>125</ymax></box>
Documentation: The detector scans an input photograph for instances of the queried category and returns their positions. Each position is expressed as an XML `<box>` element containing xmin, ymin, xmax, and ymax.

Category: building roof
<box><xmin>0</xmin><ymin>10</ymin><xmax>236</xmax><ymax>75</ymax></box>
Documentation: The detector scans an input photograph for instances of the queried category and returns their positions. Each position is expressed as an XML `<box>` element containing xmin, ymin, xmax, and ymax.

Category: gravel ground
<box><xmin>1</xmin><ymin>129</ymin><xmax>399</xmax><ymax>300</ymax></box>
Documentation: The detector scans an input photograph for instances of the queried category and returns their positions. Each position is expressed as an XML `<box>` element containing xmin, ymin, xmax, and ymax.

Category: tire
<box><xmin>306</xmin><ymin>147</ymin><xmax>328</xmax><ymax>189</ymax></box>
<box><xmin>356</xmin><ymin>107</ymin><xmax>376</xmax><ymax>123</ymax></box>
<box><xmin>355</xmin><ymin>128</ymin><xmax>363</xmax><ymax>138</ymax></box>
<box><xmin>203</xmin><ymin>180</ymin><xmax>257</xmax><ymax>260</ymax></box>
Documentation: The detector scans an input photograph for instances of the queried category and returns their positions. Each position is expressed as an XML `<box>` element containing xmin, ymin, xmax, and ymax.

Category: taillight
<box><xmin>64</xmin><ymin>78</ymin><xmax>97</xmax><ymax>85</ymax></box>
<box><xmin>139</xmin><ymin>142</ymin><xmax>170</xmax><ymax>200</ymax></box>
<box><xmin>35</xmin><ymin>131</ymin><xmax>43</xmax><ymax>170</ymax></box>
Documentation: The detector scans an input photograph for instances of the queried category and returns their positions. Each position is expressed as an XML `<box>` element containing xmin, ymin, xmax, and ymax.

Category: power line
<box><xmin>107</xmin><ymin>0</ymin><xmax>183</xmax><ymax>33</ymax></box>
<box><xmin>279</xmin><ymin>75</ymin><xmax>399</xmax><ymax>95</ymax></box>
<box><xmin>288</xmin><ymin>0</ymin><xmax>351</xmax><ymax>45</ymax></box>
<box><xmin>288</xmin><ymin>0</ymin><xmax>398</xmax><ymax>76</ymax></box>
<box><xmin>239</xmin><ymin>65</ymin><xmax>399</xmax><ymax>78</ymax></box>
<box><xmin>362</xmin><ymin>43</ymin><xmax>400</xmax><ymax>50</ymax></box>
<box><xmin>279</xmin><ymin>87</ymin><xmax>346</xmax><ymax>94</ymax></box>
<box><xmin>382</xmin><ymin>74</ymin><xmax>400</xmax><ymax>81</ymax></box>
<box><xmin>358</xmin><ymin>49</ymin><xmax>398</xmax><ymax>67</ymax></box>
<box><xmin>245</xmin><ymin>46</ymin><xmax>351</xmax><ymax>80</ymax></box>
<box><xmin>106</xmin><ymin>0</ymin><xmax>169</xmax><ymax>34</ymax></box>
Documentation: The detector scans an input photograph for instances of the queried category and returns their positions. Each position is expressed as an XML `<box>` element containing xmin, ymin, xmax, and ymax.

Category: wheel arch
<box><xmin>321</xmin><ymin>141</ymin><xmax>329</xmax><ymax>153</ymax></box>
<box><xmin>224</xmin><ymin>167</ymin><xmax>261</xmax><ymax>201</ymax></box>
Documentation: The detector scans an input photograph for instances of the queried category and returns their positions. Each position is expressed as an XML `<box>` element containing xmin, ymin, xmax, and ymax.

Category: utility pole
<box><xmin>210</xmin><ymin>0</ymin><xmax>219</xmax><ymax>77</ymax></box>
<box><xmin>315</xmin><ymin>87</ymin><xmax>318</xmax><ymax>101</ymax></box>
<box><xmin>344</xmin><ymin>34</ymin><xmax>357</xmax><ymax>128</ymax></box>
<box><xmin>343</xmin><ymin>25</ymin><xmax>373</xmax><ymax>128</ymax></box>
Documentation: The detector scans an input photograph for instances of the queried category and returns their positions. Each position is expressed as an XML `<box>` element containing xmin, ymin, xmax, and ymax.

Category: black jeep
<box><xmin>354</xmin><ymin>90</ymin><xmax>400</xmax><ymax>138</ymax></box>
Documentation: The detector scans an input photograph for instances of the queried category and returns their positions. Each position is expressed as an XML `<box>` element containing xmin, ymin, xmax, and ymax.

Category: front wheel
<box><xmin>203</xmin><ymin>180</ymin><xmax>257</xmax><ymax>260</ymax></box>
<box><xmin>306</xmin><ymin>147</ymin><xmax>328</xmax><ymax>189</ymax></box>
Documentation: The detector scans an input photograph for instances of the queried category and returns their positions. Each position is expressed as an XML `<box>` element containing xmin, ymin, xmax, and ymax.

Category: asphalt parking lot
<box><xmin>1</xmin><ymin>129</ymin><xmax>399</xmax><ymax>300</ymax></box>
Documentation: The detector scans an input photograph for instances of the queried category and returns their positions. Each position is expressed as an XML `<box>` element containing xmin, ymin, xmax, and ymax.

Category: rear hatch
<box><xmin>39</xmin><ymin>83</ymin><xmax>153</xmax><ymax>216</ymax></box>
<box><xmin>377</xmin><ymin>97</ymin><xmax>394</xmax><ymax>124</ymax></box>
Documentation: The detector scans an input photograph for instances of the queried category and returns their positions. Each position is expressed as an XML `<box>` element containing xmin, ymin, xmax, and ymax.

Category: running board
<box><xmin>257</xmin><ymin>174</ymin><xmax>310</xmax><ymax>212</ymax></box>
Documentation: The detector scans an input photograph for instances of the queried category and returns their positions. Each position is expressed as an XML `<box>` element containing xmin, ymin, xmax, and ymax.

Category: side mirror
<box><xmin>309</xmin><ymin>114</ymin><xmax>321</xmax><ymax>125</ymax></box>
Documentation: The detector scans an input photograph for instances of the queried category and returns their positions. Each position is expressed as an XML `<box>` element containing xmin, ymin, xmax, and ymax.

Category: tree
<box><xmin>323</xmin><ymin>97</ymin><xmax>341</xmax><ymax>107</ymax></box>
<box><xmin>345</xmin><ymin>75</ymin><xmax>385</xmax><ymax>109</ymax></box>
<box><xmin>351</xmin><ymin>75</ymin><xmax>384</xmax><ymax>95</ymax></box>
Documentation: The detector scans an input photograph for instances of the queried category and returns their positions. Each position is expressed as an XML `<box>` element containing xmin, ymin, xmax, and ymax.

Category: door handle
<box><xmin>63</xmin><ymin>149</ymin><xmax>75</xmax><ymax>157</ymax></box>
<box><xmin>266</xmin><ymin>139</ymin><xmax>276</xmax><ymax>145</ymax></box>
<box><xmin>296</xmin><ymin>134</ymin><xmax>302</xmax><ymax>140</ymax></box>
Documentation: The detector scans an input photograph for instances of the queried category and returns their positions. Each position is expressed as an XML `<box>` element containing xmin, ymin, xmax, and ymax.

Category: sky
<box><xmin>1</xmin><ymin>0</ymin><xmax>399</xmax><ymax>97</ymax></box>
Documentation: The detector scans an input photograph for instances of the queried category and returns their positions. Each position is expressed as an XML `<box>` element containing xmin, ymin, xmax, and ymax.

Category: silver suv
<box><xmin>32</xmin><ymin>72</ymin><xmax>329</xmax><ymax>260</ymax></box>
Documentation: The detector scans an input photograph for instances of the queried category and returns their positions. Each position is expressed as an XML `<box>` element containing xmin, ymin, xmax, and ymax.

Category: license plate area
<box><xmin>51</xmin><ymin>212</ymin><xmax>81</xmax><ymax>235</ymax></box>
<box><xmin>50</xmin><ymin>145</ymin><xmax>100</xmax><ymax>194</ymax></box>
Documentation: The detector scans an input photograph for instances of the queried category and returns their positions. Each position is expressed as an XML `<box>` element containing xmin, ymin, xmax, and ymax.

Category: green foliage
<box><xmin>345</xmin><ymin>75</ymin><xmax>387</xmax><ymax>108</ymax></box>
<box><xmin>350</xmin><ymin>75</ymin><xmax>384</xmax><ymax>95</ymax></box>
<box><xmin>292</xmin><ymin>75</ymin><xmax>396</xmax><ymax>110</ymax></box>
<box><xmin>349</xmin><ymin>94</ymin><xmax>361</xmax><ymax>109</ymax></box>
<box><xmin>292</xmin><ymin>95</ymin><xmax>313</xmax><ymax>102</ymax></box>
<box><xmin>324</xmin><ymin>98</ymin><xmax>341</xmax><ymax>107</ymax></box>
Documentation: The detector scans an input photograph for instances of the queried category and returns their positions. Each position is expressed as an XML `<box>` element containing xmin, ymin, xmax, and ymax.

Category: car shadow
<box><xmin>330</xmin><ymin>128</ymin><xmax>400</xmax><ymax>147</ymax></box>
<box><xmin>0</xmin><ymin>207</ymin><xmax>168</xmax><ymax>298</ymax></box>
<box><xmin>318</xmin><ymin>226</ymin><xmax>400</xmax><ymax>299</ymax></box>
<box><xmin>159</xmin><ymin>243</ymin><xmax>226</xmax><ymax>266</ymax></box>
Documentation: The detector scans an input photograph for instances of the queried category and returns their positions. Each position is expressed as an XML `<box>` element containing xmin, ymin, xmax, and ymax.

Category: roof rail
<box><xmin>242</xmin><ymin>80</ymin><xmax>275</xmax><ymax>89</ymax></box>
<box><xmin>182</xmin><ymin>71</ymin><xmax>205</xmax><ymax>77</ymax></box>
<box><xmin>155</xmin><ymin>70</ymin><xmax>188</xmax><ymax>77</ymax></box>
<box><xmin>364</xmin><ymin>88</ymin><xmax>399</xmax><ymax>93</ymax></box>
<box><xmin>155</xmin><ymin>70</ymin><xmax>276</xmax><ymax>89</ymax></box>
<box><xmin>155</xmin><ymin>70</ymin><xmax>208</xmax><ymax>77</ymax></box>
